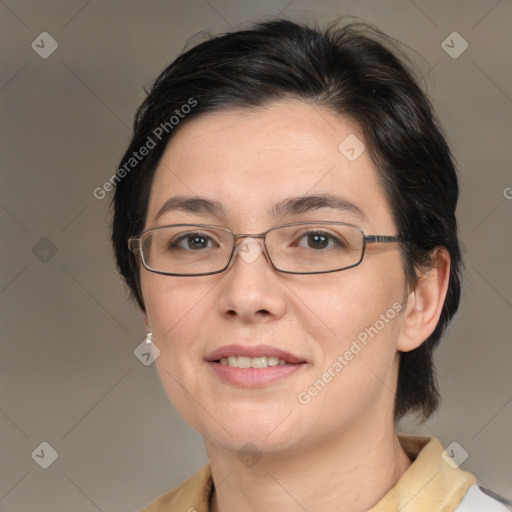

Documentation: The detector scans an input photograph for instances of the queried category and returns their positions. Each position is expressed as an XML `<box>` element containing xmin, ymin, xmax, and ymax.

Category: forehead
<box><xmin>146</xmin><ymin>99</ymin><xmax>394</xmax><ymax>232</ymax></box>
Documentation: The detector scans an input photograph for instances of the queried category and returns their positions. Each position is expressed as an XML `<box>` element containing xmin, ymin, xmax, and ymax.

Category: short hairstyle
<box><xmin>111</xmin><ymin>18</ymin><xmax>462</xmax><ymax>422</ymax></box>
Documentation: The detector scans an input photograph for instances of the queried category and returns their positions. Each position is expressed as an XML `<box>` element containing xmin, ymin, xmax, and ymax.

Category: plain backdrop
<box><xmin>1</xmin><ymin>1</ymin><xmax>511</xmax><ymax>511</ymax></box>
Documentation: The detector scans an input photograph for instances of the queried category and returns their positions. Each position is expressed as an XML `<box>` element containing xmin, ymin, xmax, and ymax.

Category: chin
<box><xmin>198</xmin><ymin>413</ymin><xmax>309</xmax><ymax>454</ymax></box>
<box><xmin>205</xmin><ymin>431</ymin><xmax>300</xmax><ymax>456</ymax></box>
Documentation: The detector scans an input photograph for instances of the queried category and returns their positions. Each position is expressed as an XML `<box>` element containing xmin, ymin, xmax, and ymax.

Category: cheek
<box><xmin>141</xmin><ymin>276</ymin><xmax>218</xmax><ymax>427</ymax></box>
<box><xmin>141</xmin><ymin>274</ymin><xmax>211</xmax><ymax>331</ymax></box>
<box><xmin>292</xmin><ymin>279</ymin><xmax>403</xmax><ymax>427</ymax></box>
<box><xmin>290</xmin><ymin>265</ymin><xmax>404</xmax><ymax>344</ymax></box>
<box><xmin>141</xmin><ymin>275</ymin><xmax>216</xmax><ymax>378</ymax></box>
<box><xmin>292</xmin><ymin>261</ymin><xmax>405</xmax><ymax>394</ymax></box>
<box><xmin>314</xmin><ymin>264</ymin><xmax>404</xmax><ymax>387</ymax></box>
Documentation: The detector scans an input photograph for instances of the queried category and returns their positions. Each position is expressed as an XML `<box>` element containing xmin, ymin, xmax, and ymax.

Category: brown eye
<box><xmin>295</xmin><ymin>231</ymin><xmax>345</xmax><ymax>250</ymax></box>
<box><xmin>171</xmin><ymin>233</ymin><xmax>213</xmax><ymax>250</ymax></box>
<box><xmin>307</xmin><ymin>233</ymin><xmax>329</xmax><ymax>249</ymax></box>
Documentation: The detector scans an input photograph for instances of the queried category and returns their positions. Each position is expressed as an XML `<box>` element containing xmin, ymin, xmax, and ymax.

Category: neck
<box><xmin>206</xmin><ymin>420</ymin><xmax>412</xmax><ymax>512</ymax></box>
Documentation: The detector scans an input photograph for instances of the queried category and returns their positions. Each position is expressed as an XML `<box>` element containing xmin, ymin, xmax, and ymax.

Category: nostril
<box><xmin>255</xmin><ymin>309</ymin><xmax>272</xmax><ymax>318</ymax></box>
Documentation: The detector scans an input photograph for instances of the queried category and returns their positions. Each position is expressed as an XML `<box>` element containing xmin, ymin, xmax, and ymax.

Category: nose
<box><xmin>217</xmin><ymin>237</ymin><xmax>287</xmax><ymax>323</ymax></box>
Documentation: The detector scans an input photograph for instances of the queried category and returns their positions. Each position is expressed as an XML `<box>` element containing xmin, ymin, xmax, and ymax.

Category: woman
<box><xmin>111</xmin><ymin>18</ymin><xmax>509</xmax><ymax>512</ymax></box>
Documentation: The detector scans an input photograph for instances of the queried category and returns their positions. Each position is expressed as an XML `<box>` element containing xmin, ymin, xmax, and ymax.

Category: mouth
<box><xmin>216</xmin><ymin>355</ymin><xmax>292</xmax><ymax>368</ymax></box>
<box><xmin>205</xmin><ymin>343</ymin><xmax>305</xmax><ymax>365</ymax></box>
<box><xmin>205</xmin><ymin>344</ymin><xmax>307</xmax><ymax>387</ymax></box>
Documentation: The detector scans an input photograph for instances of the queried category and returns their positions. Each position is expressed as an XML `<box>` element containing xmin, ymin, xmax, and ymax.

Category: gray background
<box><xmin>1</xmin><ymin>0</ymin><xmax>511</xmax><ymax>511</ymax></box>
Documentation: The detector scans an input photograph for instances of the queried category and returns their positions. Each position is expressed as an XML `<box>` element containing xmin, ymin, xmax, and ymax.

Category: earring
<box><xmin>145</xmin><ymin>332</ymin><xmax>152</xmax><ymax>344</ymax></box>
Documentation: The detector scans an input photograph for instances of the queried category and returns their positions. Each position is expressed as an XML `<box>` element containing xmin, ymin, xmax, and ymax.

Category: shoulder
<box><xmin>395</xmin><ymin>435</ymin><xmax>510</xmax><ymax>512</ymax></box>
<box><xmin>137</xmin><ymin>463</ymin><xmax>213</xmax><ymax>512</ymax></box>
<box><xmin>455</xmin><ymin>483</ymin><xmax>511</xmax><ymax>512</ymax></box>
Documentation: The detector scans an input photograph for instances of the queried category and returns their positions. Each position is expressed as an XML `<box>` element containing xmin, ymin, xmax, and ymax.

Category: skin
<box><xmin>139</xmin><ymin>99</ymin><xmax>450</xmax><ymax>512</ymax></box>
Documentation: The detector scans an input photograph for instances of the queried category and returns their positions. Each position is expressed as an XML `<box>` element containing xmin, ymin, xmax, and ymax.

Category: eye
<box><xmin>296</xmin><ymin>231</ymin><xmax>345</xmax><ymax>250</ymax></box>
<box><xmin>171</xmin><ymin>232</ymin><xmax>216</xmax><ymax>250</ymax></box>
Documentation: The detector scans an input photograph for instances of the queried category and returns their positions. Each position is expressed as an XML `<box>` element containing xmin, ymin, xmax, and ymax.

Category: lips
<box><xmin>205</xmin><ymin>344</ymin><xmax>305</xmax><ymax>365</ymax></box>
<box><xmin>205</xmin><ymin>344</ymin><xmax>307</xmax><ymax>387</ymax></box>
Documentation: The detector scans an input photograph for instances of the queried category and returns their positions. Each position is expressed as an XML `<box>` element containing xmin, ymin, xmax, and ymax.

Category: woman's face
<box><xmin>140</xmin><ymin>99</ymin><xmax>407</xmax><ymax>453</ymax></box>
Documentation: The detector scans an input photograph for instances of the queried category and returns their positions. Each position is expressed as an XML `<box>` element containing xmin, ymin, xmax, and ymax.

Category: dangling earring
<box><xmin>145</xmin><ymin>332</ymin><xmax>152</xmax><ymax>344</ymax></box>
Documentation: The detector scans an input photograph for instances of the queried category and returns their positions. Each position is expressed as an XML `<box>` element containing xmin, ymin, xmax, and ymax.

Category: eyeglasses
<box><xmin>128</xmin><ymin>222</ymin><xmax>402</xmax><ymax>276</ymax></box>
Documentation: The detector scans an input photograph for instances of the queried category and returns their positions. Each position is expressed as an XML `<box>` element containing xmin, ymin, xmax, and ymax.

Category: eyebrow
<box><xmin>270</xmin><ymin>194</ymin><xmax>366</xmax><ymax>221</ymax></box>
<box><xmin>153</xmin><ymin>193</ymin><xmax>366</xmax><ymax>223</ymax></box>
<box><xmin>153</xmin><ymin>196</ymin><xmax>225</xmax><ymax>222</ymax></box>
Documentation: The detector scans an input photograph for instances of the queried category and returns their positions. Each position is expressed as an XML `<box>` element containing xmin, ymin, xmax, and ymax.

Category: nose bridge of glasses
<box><xmin>234</xmin><ymin>232</ymin><xmax>266</xmax><ymax>241</ymax></box>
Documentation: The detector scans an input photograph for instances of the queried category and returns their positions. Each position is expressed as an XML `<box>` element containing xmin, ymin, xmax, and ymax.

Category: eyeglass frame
<box><xmin>128</xmin><ymin>221</ymin><xmax>403</xmax><ymax>277</ymax></box>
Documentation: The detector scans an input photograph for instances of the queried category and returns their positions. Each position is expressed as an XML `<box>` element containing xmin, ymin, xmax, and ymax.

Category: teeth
<box><xmin>219</xmin><ymin>356</ymin><xmax>288</xmax><ymax>368</ymax></box>
<box><xmin>250</xmin><ymin>356</ymin><xmax>267</xmax><ymax>369</ymax></box>
<box><xmin>237</xmin><ymin>356</ymin><xmax>252</xmax><ymax>368</ymax></box>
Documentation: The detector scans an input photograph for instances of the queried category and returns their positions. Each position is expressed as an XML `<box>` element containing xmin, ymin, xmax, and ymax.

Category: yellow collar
<box><xmin>141</xmin><ymin>435</ymin><xmax>476</xmax><ymax>512</ymax></box>
<box><xmin>369</xmin><ymin>435</ymin><xmax>475</xmax><ymax>511</ymax></box>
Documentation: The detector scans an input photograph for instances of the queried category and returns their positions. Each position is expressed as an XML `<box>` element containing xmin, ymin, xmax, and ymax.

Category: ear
<box><xmin>397</xmin><ymin>248</ymin><xmax>451</xmax><ymax>352</ymax></box>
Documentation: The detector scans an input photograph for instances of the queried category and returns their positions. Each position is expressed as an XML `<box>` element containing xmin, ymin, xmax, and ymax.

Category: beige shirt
<box><xmin>140</xmin><ymin>435</ymin><xmax>477</xmax><ymax>512</ymax></box>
